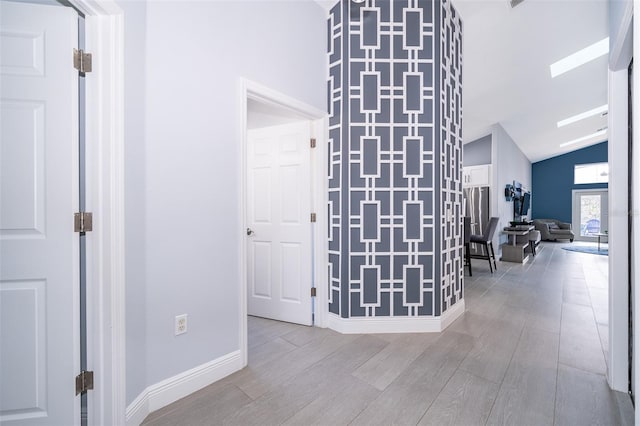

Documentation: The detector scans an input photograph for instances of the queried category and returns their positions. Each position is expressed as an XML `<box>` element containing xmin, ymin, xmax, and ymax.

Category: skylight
<box><xmin>559</xmin><ymin>129</ymin><xmax>607</xmax><ymax>148</ymax></box>
<box><xmin>550</xmin><ymin>38</ymin><xmax>609</xmax><ymax>78</ymax></box>
<box><xmin>557</xmin><ymin>104</ymin><xmax>608</xmax><ymax>128</ymax></box>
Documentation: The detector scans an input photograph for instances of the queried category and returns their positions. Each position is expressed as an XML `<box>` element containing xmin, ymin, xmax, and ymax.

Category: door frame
<box><xmin>67</xmin><ymin>1</ymin><xmax>125</xmax><ymax>424</ymax></box>
<box><xmin>571</xmin><ymin>188</ymin><xmax>609</xmax><ymax>242</ymax></box>
<box><xmin>239</xmin><ymin>78</ymin><xmax>328</xmax><ymax>367</ymax></box>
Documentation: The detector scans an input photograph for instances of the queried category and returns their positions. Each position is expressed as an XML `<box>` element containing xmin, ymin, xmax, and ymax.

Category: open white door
<box><xmin>0</xmin><ymin>2</ymin><xmax>80</xmax><ymax>425</ymax></box>
<box><xmin>247</xmin><ymin>122</ymin><xmax>313</xmax><ymax>326</ymax></box>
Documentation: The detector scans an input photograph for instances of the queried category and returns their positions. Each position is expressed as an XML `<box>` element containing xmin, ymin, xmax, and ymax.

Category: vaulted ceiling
<box><xmin>314</xmin><ymin>0</ymin><xmax>609</xmax><ymax>163</ymax></box>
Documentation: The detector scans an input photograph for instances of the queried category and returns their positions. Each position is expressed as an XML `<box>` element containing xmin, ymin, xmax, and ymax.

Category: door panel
<box><xmin>572</xmin><ymin>190</ymin><xmax>609</xmax><ymax>241</ymax></box>
<box><xmin>251</xmin><ymin>242</ymin><xmax>272</xmax><ymax>298</ymax></box>
<box><xmin>281</xmin><ymin>243</ymin><xmax>302</xmax><ymax>301</ymax></box>
<box><xmin>0</xmin><ymin>101</ymin><xmax>45</xmax><ymax>236</ymax></box>
<box><xmin>0</xmin><ymin>2</ymin><xmax>79</xmax><ymax>425</ymax></box>
<box><xmin>247</xmin><ymin>122</ymin><xmax>312</xmax><ymax>325</ymax></box>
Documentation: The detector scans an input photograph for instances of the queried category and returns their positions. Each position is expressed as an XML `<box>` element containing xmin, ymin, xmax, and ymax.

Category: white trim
<box><xmin>607</xmin><ymin>68</ymin><xmax>629</xmax><ymax>392</ymax></box>
<box><xmin>68</xmin><ymin>1</ymin><xmax>126</xmax><ymax>425</ymax></box>
<box><xmin>633</xmin><ymin>14</ymin><xmax>640</xmax><ymax>424</ymax></box>
<box><xmin>609</xmin><ymin>1</ymin><xmax>633</xmax><ymax>72</ymax></box>
<box><xmin>239</xmin><ymin>79</ymin><xmax>329</xmax><ymax>368</ymax></box>
<box><xmin>125</xmin><ymin>351</ymin><xmax>242</xmax><ymax>426</ymax></box>
<box><xmin>327</xmin><ymin>300</ymin><xmax>465</xmax><ymax>334</ymax></box>
<box><xmin>311</xmin><ymin>116</ymin><xmax>330</xmax><ymax>328</ymax></box>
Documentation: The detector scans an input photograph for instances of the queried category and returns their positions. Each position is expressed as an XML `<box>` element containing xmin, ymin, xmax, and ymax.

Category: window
<box><xmin>574</xmin><ymin>162</ymin><xmax>609</xmax><ymax>184</ymax></box>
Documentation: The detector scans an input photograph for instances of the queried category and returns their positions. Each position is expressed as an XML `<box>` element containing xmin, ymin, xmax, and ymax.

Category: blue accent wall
<box><xmin>531</xmin><ymin>142</ymin><xmax>608</xmax><ymax>223</ymax></box>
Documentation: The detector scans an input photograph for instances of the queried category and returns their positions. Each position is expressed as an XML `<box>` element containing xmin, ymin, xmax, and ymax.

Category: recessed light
<box><xmin>559</xmin><ymin>129</ymin><xmax>607</xmax><ymax>148</ymax></box>
<box><xmin>550</xmin><ymin>37</ymin><xmax>609</xmax><ymax>78</ymax></box>
<box><xmin>557</xmin><ymin>104</ymin><xmax>608</xmax><ymax>128</ymax></box>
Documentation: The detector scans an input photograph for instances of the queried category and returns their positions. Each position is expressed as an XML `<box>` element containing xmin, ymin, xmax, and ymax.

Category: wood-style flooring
<box><xmin>142</xmin><ymin>242</ymin><xmax>634</xmax><ymax>425</ymax></box>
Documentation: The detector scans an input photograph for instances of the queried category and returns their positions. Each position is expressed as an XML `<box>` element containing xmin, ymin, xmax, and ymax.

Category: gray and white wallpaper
<box><xmin>328</xmin><ymin>0</ymin><xmax>463</xmax><ymax>319</ymax></box>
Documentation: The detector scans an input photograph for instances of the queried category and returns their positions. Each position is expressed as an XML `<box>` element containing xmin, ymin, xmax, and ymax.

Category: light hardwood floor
<box><xmin>142</xmin><ymin>242</ymin><xmax>634</xmax><ymax>426</ymax></box>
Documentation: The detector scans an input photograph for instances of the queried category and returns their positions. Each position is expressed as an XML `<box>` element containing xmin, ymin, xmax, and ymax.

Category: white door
<box><xmin>0</xmin><ymin>2</ymin><xmax>80</xmax><ymax>425</ymax></box>
<box><xmin>247</xmin><ymin>122</ymin><xmax>313</xmax><ymax>326</ymax></box>
<box><xmin>572</xmin><ymin>189</ymin><xmax>609</xmax><ymax>241</ymax></box>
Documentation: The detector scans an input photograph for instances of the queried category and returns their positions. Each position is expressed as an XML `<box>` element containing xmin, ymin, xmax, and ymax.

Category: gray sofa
<box><xmin>532</xmin><ymin>219</ymin><xmax>575</xmax><ymax>242</ymax></box>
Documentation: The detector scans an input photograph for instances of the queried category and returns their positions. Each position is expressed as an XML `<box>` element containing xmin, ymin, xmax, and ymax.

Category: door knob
<box><xmin>246</xmin><ymin>228</ymin><xmax>254</xmax><ymax>236</ymax></box>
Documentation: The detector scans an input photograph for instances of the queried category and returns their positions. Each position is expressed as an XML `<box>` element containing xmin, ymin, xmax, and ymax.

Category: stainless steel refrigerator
<box><xmin>464</xmin><ymin>186</ymin><xmax>490</xmax><ymax>256</ymax></box>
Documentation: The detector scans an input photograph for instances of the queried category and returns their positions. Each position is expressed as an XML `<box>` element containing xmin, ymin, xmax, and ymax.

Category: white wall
<box><xmin>491</xmin><ymin>123</ymin><xmax>532</xmax><ymax>252</ymax></box>
<box><xmin>123</xmin><ymin>0</ymin><xmax>327</xmax><ymax>406</ymax></box>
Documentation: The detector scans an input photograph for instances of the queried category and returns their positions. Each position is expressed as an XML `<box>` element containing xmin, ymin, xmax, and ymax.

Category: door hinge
<box><xmin>310</xmin><ymin>213</ymin><xmax>317</xmax><ymax>223</ymax></box>
<box><xmin>74</xmin><ymin>212</ymin><xmax>93</xmax><ymax>233</ymax></box>
<box><xmin>73</xmin><ymin>48</ymin><xmax>92</xmax><ymax>73</ymax></box>
<box><xmin>75</xmin><ymin>370</ymin><xmax>94</xmax><ymax>395</ymax></box>
<box><xmin>310</xmin><ymin>138</ymin><xmax>317</xmax><ymax>148</ymax></box>
<box><xmin>311</xmin><ymin>287</ymin><xmax>317</xmax><ymax>297</ymax></box>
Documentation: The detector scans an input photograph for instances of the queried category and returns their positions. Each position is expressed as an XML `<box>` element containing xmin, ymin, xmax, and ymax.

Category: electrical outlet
<box><xmin>175</xmin><ymin>314</ymin><xmax>188</xmax><ymax>336</ymax></box>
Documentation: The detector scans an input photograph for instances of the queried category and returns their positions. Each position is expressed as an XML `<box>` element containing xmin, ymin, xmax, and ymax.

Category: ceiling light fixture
<box><xmin>353</xmin><ymin>0</ymin><xmax>365</xmax><ymax>3</ymax></box>
<box><xmin>550</xmin><ymin>37</ymin><xmax>609</xmax><ymax>78</ymax></box>
<box><xmin>559</xmin><ymin>128</ymin><xmax>607</xmax><ymax>148</ymax></box>
<box><xmin>557</xmin><ymin>104</ymin><xmax>608</xmax><ymax>128</ymax></box>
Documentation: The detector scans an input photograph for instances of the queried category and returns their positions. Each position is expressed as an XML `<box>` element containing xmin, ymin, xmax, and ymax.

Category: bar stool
<box><xmin>464</xmin><ymin>217</ymin><xmax>472</xmax><ymax>276</ymax></box>
<box><xmin>470</xmin><ymin>217</ymin><xmax>499</xmax><ymax>273</ymax></box>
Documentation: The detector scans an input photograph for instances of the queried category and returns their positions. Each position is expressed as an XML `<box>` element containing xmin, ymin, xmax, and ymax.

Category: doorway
<box><xmin>246</xmin><ymin>118</ymin><xmax>314</xmax><ymax>326</ymax></box>
<box><xmin>239</xmin><ymin>79</ymin><xmax>327</xmax><ymax>367</ymax></box>
<box><xmin>572</xmin><ymin>189</ymin><xmax>609</xmax><ymax>241</ymax></box>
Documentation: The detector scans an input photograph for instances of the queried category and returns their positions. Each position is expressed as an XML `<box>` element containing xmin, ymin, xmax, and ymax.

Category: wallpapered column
<box><xmin>328</xmin><ymin>0</ymin><xmax>463</xmax><ymax>322</ymax></box>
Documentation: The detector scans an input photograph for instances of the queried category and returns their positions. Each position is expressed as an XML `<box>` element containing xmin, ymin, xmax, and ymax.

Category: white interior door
<box><xmin>572</xmin><ymin>189</ymin><xmax>609</xmax><ymax>241</ymax></box>
<box><xmin>0</xmin><ymin>2</ymin><xmax>80</xmax><ymax>424</ymax></box>
<box><xmin>247</xmin><ymin>122</ymin><xmax>313</xmax><ymax>326</ymax></box>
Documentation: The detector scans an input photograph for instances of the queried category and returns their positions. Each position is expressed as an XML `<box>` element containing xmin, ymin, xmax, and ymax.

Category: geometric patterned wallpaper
<box><xmin>328</xmin><ymin>0</ymin><xmax>463</xmax><ymax>319</ymax></box>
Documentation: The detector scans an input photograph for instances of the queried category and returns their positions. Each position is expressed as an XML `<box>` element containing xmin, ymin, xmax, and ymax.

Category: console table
<box><xmin>501</xmin><ymin>225</ymin><xmax>534</xmax><ymax>263</ymax></box>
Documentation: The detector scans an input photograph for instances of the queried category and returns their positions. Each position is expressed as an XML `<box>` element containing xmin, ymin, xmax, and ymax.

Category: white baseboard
<box><xmin>327</xmin><ymin>300</ymin><xmax>465</xmax><ymax>334</ymax></box>
<box><xmin>125</xmin><ymin>350</ymin><xmax>242</xmax><ymax>426</ymax></box>
<box><xmin>439</xmin><ymin>300</ymin><xmax>466</xmax><ymax>329</ymax></box>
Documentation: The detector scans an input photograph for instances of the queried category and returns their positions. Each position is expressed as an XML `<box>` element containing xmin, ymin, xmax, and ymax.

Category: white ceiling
<box><xmin>314</xmin><ymin>0</ymin><xmax>609</xmax><ymax>163</ymax></box>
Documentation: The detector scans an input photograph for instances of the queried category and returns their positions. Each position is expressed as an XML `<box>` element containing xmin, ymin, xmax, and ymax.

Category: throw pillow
<box><xmin>547</xmin><ymin>222</ymin><xmax>560</xmax><ymax>230</ymax></box>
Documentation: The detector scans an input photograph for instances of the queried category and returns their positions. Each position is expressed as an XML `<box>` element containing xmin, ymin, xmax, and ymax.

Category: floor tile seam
<box><xmin>484</xmin><ymin>320</ymin><xmax>527</xmax><ymax>425</ymax></box>
<box><xmin>581</xmin><ymin>264</ymin><xmax>610</xmax><ymax>368</ymax></box>
<box><xmin>279</xmin><ymin>326</ymin><xmax>334</xmax><ymax>348</ymax></box>
<box><xmin>553</xmin><ymin>298</ymin><xmax>569</xmax><ymax>426</ymax></box>
<box><xmin>556</xmin><ymin>360</ymin><xmax>607</xmax><ymax>378</ymax></box>
<box><xmin>233</xmin><ymin>382</ymin><xmax>256</xmax><ymax>402</ymax></box>
<box><xmin>229</xmin><ymin>368</ymin><xmax>345</xmax><ymax>423</ymax></box>
<box><xmin>414</xmin><ymin>365</ymin><xmax>461</xmax><ymax>426</ymax></box>
<box><xmin>456</xmin><ymin>365</ymin><xmax>504</xmax><ymax>386</ymax></box>
<box><xmin>141</xmin><ymin>380</ymin><xmax>232</xmax><ymax>425</ymax></box>
<box><xmin>249</xmin><ymin>343</ymin><xmax>300</xmax><ymax>369</ymax></box>
<box><xmin>277</xmin><ymin>395</ymin><xmax>318</xmax><ymax>425</ymax></box>
<box><xmin>214</xmin><ymin>386</ymin><xmax>263</xmax><ymax>425</ymax></box>
<box><xmin>235</xmin><ymin>339</ymin><xmax>352</xmax><ymax>400</ymax></box>
<box><xmin>560</xmin><ymin>298</ymin><xmax>608</xmax><ymax>365</ymax></box>
<box><xmin>247</xmin><ymin>336</ymin><xmax>278</xmax><ymax>352</ymax></box>
<box><xmin>376</xmin><ymin>333</ymin><xmax>474</xmax><ymax>397</ymax></box>
<box><xmin>294</xmin><ymin>335</ymin><xmax>389</xmax><ymax>387</ymax></box>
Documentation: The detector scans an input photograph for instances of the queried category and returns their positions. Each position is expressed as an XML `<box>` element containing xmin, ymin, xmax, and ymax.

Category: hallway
<box><xmin>143</xmin><ymin>243</ymin><xmax>633</xmax><ymax>425</ymax></box>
